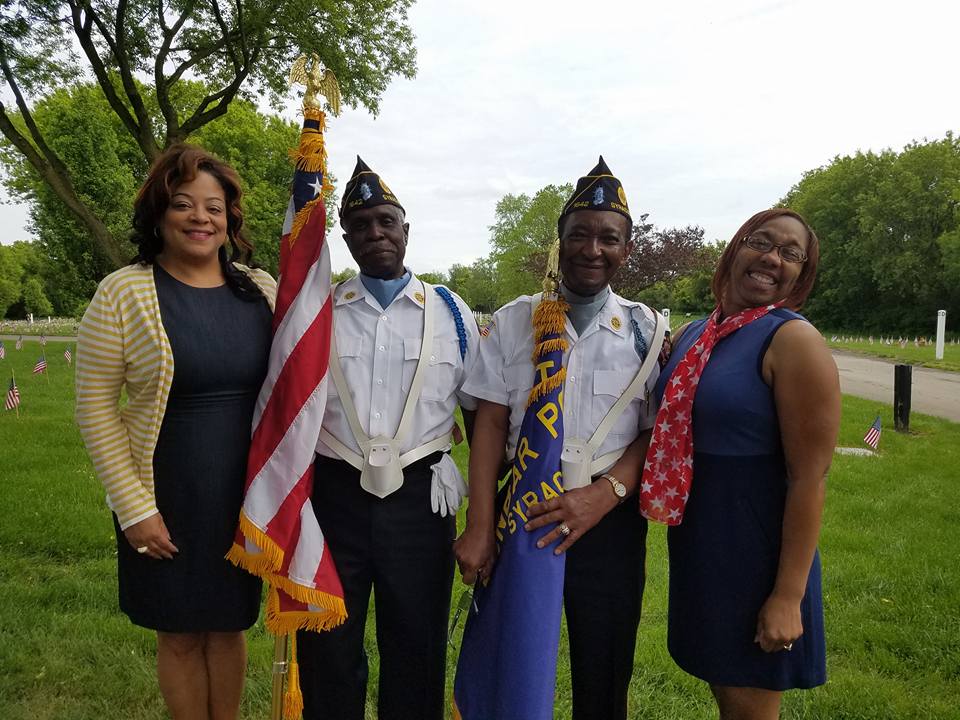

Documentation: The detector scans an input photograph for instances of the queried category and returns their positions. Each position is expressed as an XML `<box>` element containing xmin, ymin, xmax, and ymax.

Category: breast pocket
<box><xmin>592</xmin><ymin>369</ymin><xmax>640</xmax><ymax>437</ymax></box>
<box><xmin>504</xmin><ymin>362</ymin><xmax>534</xmax><ymax>410</ymax></box>
<box><xmin>402</xmin><ymin>337</ymin><xmax>460</xmax><ymax>402</ymax></box>
<box><xmin>329</xmin><ymin>335</ymin><xmax>363</xmax><ymax>398</ymax></box>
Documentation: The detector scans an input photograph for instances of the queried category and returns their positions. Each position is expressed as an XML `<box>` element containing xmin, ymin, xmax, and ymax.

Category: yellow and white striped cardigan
<box><xmin>75</xmin><ymin>262</ymin><xmax>277</xmax><ymax>529</ymax></box>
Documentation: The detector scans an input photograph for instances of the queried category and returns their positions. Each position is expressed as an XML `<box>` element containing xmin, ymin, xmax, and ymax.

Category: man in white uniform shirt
<box><xmin>455</xmin><ymin>157</ymin><xmax>663</xmax><ymax>720</ymax></box>
<box><xmin>297</xmin><ymin>157</ymin><xmax>479</xmax><ymax>720</ymax></box>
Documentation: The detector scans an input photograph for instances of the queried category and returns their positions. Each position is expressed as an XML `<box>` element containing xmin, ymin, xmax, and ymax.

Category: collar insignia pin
<box><xmin>414</xmin><ymin>291</ymin><xmax>425</xmax><ymax>304</ymax></box>
<box><xmin>611</xmin><ymin>316</ymin><xmax>622</xmax><ymax>330</ymax></box>
<box><xmin>344</xmin><ymin>291</ymin><xmax>356</xmax><ymax>300</ymax></box>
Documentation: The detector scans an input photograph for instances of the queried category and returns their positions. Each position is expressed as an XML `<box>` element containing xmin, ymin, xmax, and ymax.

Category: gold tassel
<box><xmin>523</xmin><ymin>295</ymin><xmax>569</xmax><ymax>407</ymax></box>
<box><xmin>283</xmin><ymin>632</ymin><xmax>304</xmax><ymax>720</ymax></box>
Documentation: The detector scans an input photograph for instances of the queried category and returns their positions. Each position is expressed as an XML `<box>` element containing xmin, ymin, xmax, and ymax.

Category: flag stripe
<box><xmin>246</xmin><ymin>295</ymin><xmax>333</xmax><ymax>486</ymax></box>
<box><xmin>252</xmin><ymin>243</ymin><xmax>332</xmax><ymax>428</ymax></box>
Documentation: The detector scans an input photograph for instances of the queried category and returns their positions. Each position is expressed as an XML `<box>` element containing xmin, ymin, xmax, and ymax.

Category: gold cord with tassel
<box><xmin>283</xmin><ymin>632</ymin><xmax>304</xmax><ymax>720</ymax></box>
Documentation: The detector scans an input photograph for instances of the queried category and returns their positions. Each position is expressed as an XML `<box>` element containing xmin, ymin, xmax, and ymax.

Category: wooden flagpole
<box><xmin>270</xmin><ymin>634</ymin><xmax>288</xmax><ymax>720</ymax></box>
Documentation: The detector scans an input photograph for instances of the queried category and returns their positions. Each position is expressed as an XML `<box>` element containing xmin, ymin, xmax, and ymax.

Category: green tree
<box><xmin>488</xmin><ymin>184</ymin><xmax>571</xmax><ymax>306</ymax></box>
<box><xmin>2</xmin><ymin>82</ymin><xmax>311</xmax><ymax>287</ymax></box>
<box><xmin>331</xmin><ymin>268</ymin><xmax>357</xmax><ymax>285</ymax></box>
<box><xmin>417</xmin><ymin>271</ymin><xmax>448</xmax><ymax>286</ymax></box>
<box><xmin>0</xmin><ymin>244</ymin><xmax>23</xmax><ymax>316</ymax></box>
<box><xmin>0</xmin><ymin>0</ymin><xmax>416</xmax><ymax>266</ymax></box>
<box><xmin>448</xmin><ymin>258</ymin><xmax>498</xmax><ymax>313</ymax></box>
<box><xmin>21</xmin><ymin>275</ymin><xmax>52</xmax><ymax>316</ymax></box>
<box><xmin>783</xmin><ymin>133</ymin><xmax>960</xmax><ymax>332</ymax></box>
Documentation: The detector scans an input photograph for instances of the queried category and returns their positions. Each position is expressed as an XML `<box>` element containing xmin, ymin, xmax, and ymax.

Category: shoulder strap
<box><xmin>394</xmin><ymin>280</ymin><xmax>435</xmax><ymax>446</ymax></box>
<box><xmin>587</xmin><ymin>309</ymin><xmax>666</xmax><ymax>449</ymax></box>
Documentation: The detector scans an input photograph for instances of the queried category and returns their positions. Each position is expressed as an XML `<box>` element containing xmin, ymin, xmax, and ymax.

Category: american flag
<box><xmin>0</xmin><ymin>341</ymin><xmax>5</xmax><ymax>360</ymax></box>
<box><xmin>863</xmin><ymin>415</ymin><xmax>881</xmax><ymax>450</ymax></box>
<box><xmin>64</xmin><ymin>348</ymin><xmax>72</xmax><ymax>364</ymax></box>
<box><xmin>39</xmin><ymin>334</ymin><xmax>46</xmax><ymax>346</ymax></box>
<box><xmin>227</xmin><ymin>106</ymin><xmax>345</xmax><ymax>635</ymax></box>
<box><xmin>4</xmin><ymin>377</ymin><xmax>18</xmax><ymax>411</ymax></box>
<box><xmin>33</xmin><ymin>354</ymin><xmax>47</xmax><ymax>374</ymax></box>
<box><xmin>15</xmin><ymin>336</ymin><xmax>22</xmax><ymax>350</ymax></box>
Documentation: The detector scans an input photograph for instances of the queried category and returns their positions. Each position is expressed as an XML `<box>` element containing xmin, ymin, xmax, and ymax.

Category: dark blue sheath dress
<box><xmin>114</xmin><ymin>264</ymin><xmax>272</xmax><ymax>632</ymax></box>
<box><xmin>655</xmin><ymin>308</ymin><xmax>826</xmax><ymax>690</ymax></box>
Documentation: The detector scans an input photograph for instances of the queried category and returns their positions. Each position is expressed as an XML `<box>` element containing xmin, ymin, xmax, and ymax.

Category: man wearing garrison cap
<box><xmin>296</xmin><ymin>157</ymin><xmax>480</xmax><ymax>720</ymax></box>
<box><xmin>456</xmin><ymin>157</ymin><xmax>666</xmax><ymax>719</ymax></box>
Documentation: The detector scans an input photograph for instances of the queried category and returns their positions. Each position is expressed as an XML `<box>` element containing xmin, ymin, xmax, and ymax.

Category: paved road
<box><xmin>832</xmin><ymin>351</ymin><xmax>960</xmax><ymax>422</ymax></box>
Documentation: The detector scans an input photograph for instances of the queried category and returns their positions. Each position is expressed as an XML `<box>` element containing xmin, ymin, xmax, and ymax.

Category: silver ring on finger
<box><xmin>783</xmin><ymin>642</ymin><xmax>793</xmax><ymax>651</ymax></box>
<box><xmin>558</xmin><ymin>523</ymin><xmax>571</xmax><ymax>537</ymax></box>
<box><xmin>136</xmin><ymin>545</ymin><xmax>149</xmax><ymax>554</ymax></box>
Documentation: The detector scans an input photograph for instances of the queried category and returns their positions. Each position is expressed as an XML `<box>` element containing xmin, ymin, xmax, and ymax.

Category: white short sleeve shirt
<box><xmin>315</xmin><ymin>274</ymin><xmax>479</xmax><ymax>459</ymax></box>
<box><xmin>463</xmin><ymin>290</ymin><xmax>660</xmax><ymax>464</ymax></box>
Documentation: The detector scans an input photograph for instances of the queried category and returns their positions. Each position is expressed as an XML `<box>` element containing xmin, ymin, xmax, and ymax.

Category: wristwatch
<box><xmin>601</xmin><ymin>473</ymin><xmax>627</xmax><ymax>504</ymax></box>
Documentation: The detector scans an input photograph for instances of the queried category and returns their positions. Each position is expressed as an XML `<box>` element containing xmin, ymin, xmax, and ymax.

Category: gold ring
<box><xmin>558</xmin><ymin>523</ymin><xmax>571</xmax><ymax>537</ymax></box>
<box><xmin>783</xmin><ymin>642</ymin><xmax>793</xmax><ymax>651</ymax></box>
<box><xmin>136</xmin><ymin>546</ymin><xmax>149</xmax><ymax>554</ymax></box>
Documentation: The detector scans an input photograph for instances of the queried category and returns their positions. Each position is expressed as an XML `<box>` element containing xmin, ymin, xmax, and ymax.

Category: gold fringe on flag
<box><xmin>265</xmin><ymin>582</ymin><xmax>348</xmax><ymax>633</ymax></box>
<box><xmin>226</xmin><ymin>513</ymin><xmax>285</xmax><ymax>575</ymax></box>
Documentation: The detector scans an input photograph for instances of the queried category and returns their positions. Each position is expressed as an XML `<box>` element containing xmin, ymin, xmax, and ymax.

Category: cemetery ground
<box><xmin>824</xmin><ymin>336</ymin><xmax>960</xmax><ymax>373</ymax></box>
<box><xmin>0</xmin><ymin>351</ymin><xmax>958</xmax><ymax>719</ymax></box>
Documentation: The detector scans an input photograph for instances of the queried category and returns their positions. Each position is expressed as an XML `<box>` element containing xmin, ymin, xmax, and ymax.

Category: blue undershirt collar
<box><xmin>561</xmin><ymin>283</ymin><xmax>610</xmax><ymax>336</ymax></box>
<box><xmin>359</xmin><ymin>269</ymin><xmax>412</xmax><ymax>310</ymax></box>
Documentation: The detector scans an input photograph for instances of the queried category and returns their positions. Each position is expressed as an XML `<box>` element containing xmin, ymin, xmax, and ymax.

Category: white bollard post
<box><xmin>935</xmin><ymin>310</ymin><xmax>946</xmax><ymax>360</ymax></box>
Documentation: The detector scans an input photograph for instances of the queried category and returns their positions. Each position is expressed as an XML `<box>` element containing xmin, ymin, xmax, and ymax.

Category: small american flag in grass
<box><xmin>33</xmin><ymin>354</ymin><xmax>47</xmax><ymax>374</ymax></box>
<box><xmin>863</xmin><ymin>415</ymin><xmax>882</xmax><ymax>450</ymax></box>
<box><xmin>64</xmin><ymin>348</ymin><xmax>72</xmax><ymax>365</ymax></box>
<box><xmin>4</xmin><ymin>377</ymin><xmax>19</xmax><ymax>411</ymax></box>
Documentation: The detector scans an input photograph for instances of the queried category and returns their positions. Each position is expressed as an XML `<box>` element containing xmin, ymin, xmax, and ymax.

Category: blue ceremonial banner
<box><xmin>453</xmin><ymin>297</ymin><xmax>568</xmax><ymax>720</ymax></box>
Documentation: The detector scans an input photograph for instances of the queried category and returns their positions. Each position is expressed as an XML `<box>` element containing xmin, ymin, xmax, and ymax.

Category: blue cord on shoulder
<box><xmin>434</xmin><ymin>286</ymin><xmax>467</xmax><ymax>360</ymax></box>
<box><xmin>630</xmin><ymin>311</ymin><xmax>649</xmax><ymax>361</ymax></box>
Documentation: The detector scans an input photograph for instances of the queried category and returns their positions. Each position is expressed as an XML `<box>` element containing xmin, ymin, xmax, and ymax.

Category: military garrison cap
<box><xmin>339</xmin><ymin>156</ymin><xmax>404</xmax><ymax>219</ymax></box>
<box><xmin>558</xmin><ymin>156</ymin><xmax>631</xmax><ymax>233</ymax></box>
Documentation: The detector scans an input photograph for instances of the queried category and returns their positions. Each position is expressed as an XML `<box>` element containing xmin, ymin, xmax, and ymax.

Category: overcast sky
<box><xmin>2</xmin><ymin>0</ymin><xmax>959</xmax><ymax>274</ymax></box>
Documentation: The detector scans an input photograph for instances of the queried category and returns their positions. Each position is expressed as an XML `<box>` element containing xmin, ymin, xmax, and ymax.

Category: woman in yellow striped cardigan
<box><xmin>76</xmin><ymin>145</ymin><xmax>277</xmax><ymax>719</ymax></box>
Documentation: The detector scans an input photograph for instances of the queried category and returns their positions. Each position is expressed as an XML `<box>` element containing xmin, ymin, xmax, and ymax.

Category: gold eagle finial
<box><xmin>289</xmin><ymin>53</ymin><xmax>342</xmax><ymax>116</ymax></box>
<box><xmin>543</xmin><ymin>238</ymin><xmax>561</xmax><ymax>295</ymax></box>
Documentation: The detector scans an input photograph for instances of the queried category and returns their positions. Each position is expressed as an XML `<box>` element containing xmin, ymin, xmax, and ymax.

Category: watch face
<box><xmin>607</xmin><ymin>475</ymin><xmax>626</xmax><ymax>497</ymax></box>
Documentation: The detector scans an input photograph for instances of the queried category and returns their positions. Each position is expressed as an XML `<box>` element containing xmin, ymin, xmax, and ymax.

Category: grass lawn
<box><xmin>825</xmin><ymin>337</ymin><xmax>960</xmax><ymax>373</ymax></box>
<box><xmin>1</xmin><ymin>350</ymin><xmax>958</xmax><ymax>719</ymax></box>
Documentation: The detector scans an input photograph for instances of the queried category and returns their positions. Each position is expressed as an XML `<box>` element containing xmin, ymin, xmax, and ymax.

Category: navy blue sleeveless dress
<box><xmin>655</xmin><ymin>308</ymin><xmax>826</xmax><ymax>690</ymax></box>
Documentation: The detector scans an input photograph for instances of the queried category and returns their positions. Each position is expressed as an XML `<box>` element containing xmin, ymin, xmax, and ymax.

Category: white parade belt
<box><xmin>556</xmin><ymin>306</ymin><xmax>666</xmax><ymax>490</ymax></box>
<box><xmin>319</xmin><ymin>281</ymin><xmax>449</xmax><ymax>498</ymax></box>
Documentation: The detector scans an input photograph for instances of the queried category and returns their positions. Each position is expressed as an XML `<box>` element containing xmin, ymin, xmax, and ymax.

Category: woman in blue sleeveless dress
<box><xmin>653</xmin><ymin>209</ymin><xmax>840</xmax><ymax>719</ymax></box>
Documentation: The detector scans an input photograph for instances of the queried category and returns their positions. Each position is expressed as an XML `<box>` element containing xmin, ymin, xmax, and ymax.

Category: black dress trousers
<box><xmin>564</xmin><ymin>499</ymin><xmax>648</xmax><ymax>720</ymax></box>
<box><xmin>297</xmin><ymin>452</ymin><xmax>455</xmax><ymax>720</ymax></box>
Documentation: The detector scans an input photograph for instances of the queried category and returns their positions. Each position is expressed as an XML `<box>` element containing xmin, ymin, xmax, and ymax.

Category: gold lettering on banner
<box><xmin>516</xmin><ymin>436</ymin><xmax>539</xmax><ymax>471</ymax></box>
<box><xmin>536</xmin><ymin>402</ymin><xmax>560</xmax><ymax>439</ymax></box>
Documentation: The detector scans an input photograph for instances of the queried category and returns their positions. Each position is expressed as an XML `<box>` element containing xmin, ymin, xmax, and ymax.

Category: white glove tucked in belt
<box><xmin>430</xmin><ymin>453</ymin><xmax>467</xmax><ymax>517</ymax></box>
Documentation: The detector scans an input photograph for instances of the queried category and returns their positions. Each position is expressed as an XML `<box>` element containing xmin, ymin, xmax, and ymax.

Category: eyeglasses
<box><xmin>741</xmin><ymin>235</ymin><xmax>807</xmax><ymax>263</ymax></box>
